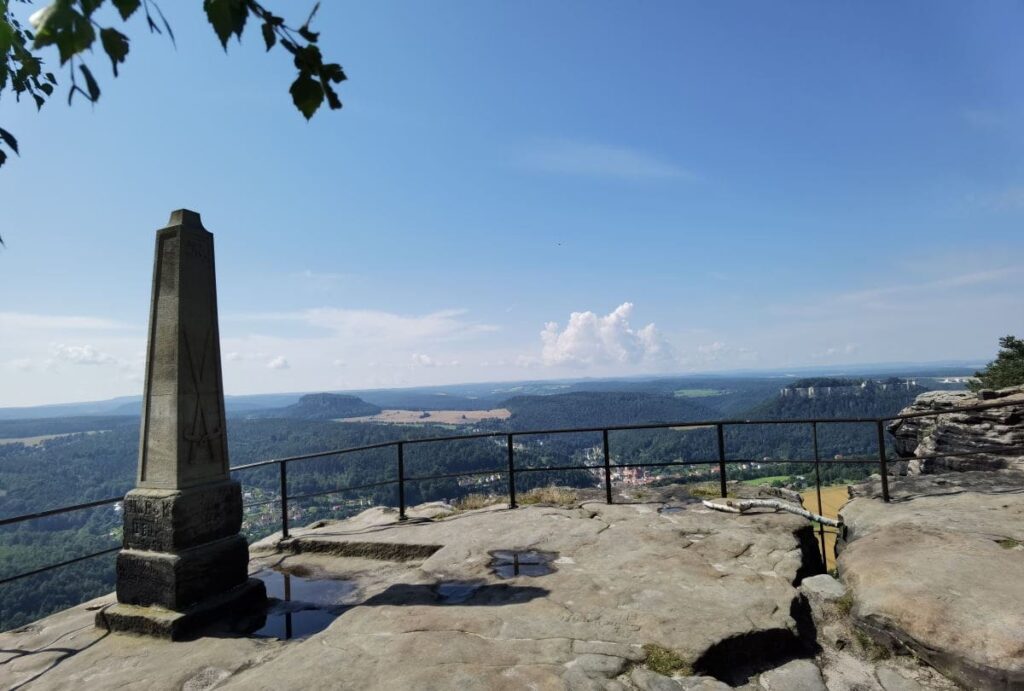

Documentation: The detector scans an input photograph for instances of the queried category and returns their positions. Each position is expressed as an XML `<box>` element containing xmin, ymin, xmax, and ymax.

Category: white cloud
<box><xmin>225</xmin><ymin>351</ymin><xmax>244</xmax><ymax>362</ymax></box>
<box><xmin>540</xmin><ymin>303</ymin><xmax>673</xmax><ymax>367</ymax></box>
<box><xmin>267</xmin><ymin>356</ymin><xmax>290</xmax><ymax>370</ymax></box>
<box><xmin>517</xmin><ymin>139</ymin><xmax>694</xmax><ymax>181</ymax></box>
<box><xmin>411</xmin><ymin>353</ymin><xmax>438</xmax><ymax>367</ymax></box>
<box><xmin>239</xmin><ymin>307</ymin><xmax>498</xmax><ymax>344</ymax></box>
<box><xmin>50</xmin><ymin>343</ymin><xmax>118</xmax><ymax>366</ymax></box>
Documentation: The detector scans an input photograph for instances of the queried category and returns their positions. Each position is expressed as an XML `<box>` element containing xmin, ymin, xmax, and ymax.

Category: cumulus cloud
<box><xmin>225</xmin><ymin>351</ymin><xmax>244</xmax><ymax>362</ymax></box>
<box><xmin>50</xmin><ymin>343</ymin><xmax>118</xmax><ymax>366</ymax></box>
<box><xmin>411</xmin><ymin>353</ymin><xmax>438</xmax><ymax>367</ymax></box>
<box><xmin>267</xmin><ymin>356</ymin><xmax>290</xmax><ymax>370</ymax></box>
<box><xmin>540</xmin><ymin>303</ymin><xmax>673</xmax><ymax>367</ymax></box>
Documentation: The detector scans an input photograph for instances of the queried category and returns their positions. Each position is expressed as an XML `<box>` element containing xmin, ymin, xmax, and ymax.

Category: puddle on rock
<box><xmin>659</xmin><ymin>506</ymin><xmax>684</xmax><ymax>514</ymax></box>
<box><xmin>435</xmin><ymin>581</ymin><xmax>483</xmax><ymax>604</ymax></box>
<box><xmin>251</xmin><ymin>568</ymin><xmax>357</xmax><ymax>640</ymax></box>
<box><xmin>488</xmin><ymin>550</ymin><xmax>557</xmax><ymax>578</ymax></box>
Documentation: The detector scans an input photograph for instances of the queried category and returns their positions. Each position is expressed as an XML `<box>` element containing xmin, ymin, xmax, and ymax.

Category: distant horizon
<box><xmin>0</xmin><ymin>358</ymin><xmax>984</xmax><ymax>413</ymax></box>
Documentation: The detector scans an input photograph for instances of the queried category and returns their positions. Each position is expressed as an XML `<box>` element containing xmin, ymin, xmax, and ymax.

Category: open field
<box><xmin>673</xmin><ymin>388</ymin><xmax>724</xmax><ymax>398</ymax></box>
<box><xmin>338</xmin><ymin>408</ymin><xmax>511</xmax><ymax>425</ymax></box>
<box><xmin>801</xmin><ymin>484</ymin><xmax>850</xmax><ymax>571</ymax></box>
<box><xmin>741</xmin><ymin>475</ymin><xmax>789</xmax><ymax>486</ymax></box>
<box><xmin>0</xmin><ymin>430</ymin><xmax>107</xmax><ymax>447</ymax></box>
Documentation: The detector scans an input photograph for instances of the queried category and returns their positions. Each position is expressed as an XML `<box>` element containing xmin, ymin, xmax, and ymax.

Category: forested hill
<box><xmin>257</xmin><ymin>393</ymin><xmax>382</xmax><ymax>420</ymax></box>
<box><xmin>749</xmin><ymin>381</ymin><xmax>927</xmax><ymax>420</ymax></box>
<box><xmin>500</xmin><ymin>392</ymin><xmax>715</xmax><ymax>430</ymax></box>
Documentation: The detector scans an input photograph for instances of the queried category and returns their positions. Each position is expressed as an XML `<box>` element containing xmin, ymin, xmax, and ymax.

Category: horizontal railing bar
<box><xmin>222</xmin><ymin>398</ymin><xmax>1022</xmax><ymax>476</ymax></box>
<box><xmin>514</xmin><ymin>463</ymin><xmax>601</xmax><ymax>474</ymax></box>
<box><xmin>284</xmin><ymin>479</ymin><xmax>399</xmax><ymax>503</ymax></box>
<box><xmin>403</xmin><ymin>468</ymin><xmax>507</xmax><ymax>483</ymax></box>
<box><xmin>0</xmin><ymin>546</ymin><xmax>120</xmax><ymax>586</ymax></box>
<box><xmin>0</xmin><ymin>496</ymin><xmax>123</xmax><ymax>528</ymax></box>
<box><xmin>230</xmin><ymin>440</ymin><xmax>401</xmax><ymax>471</ymax></box>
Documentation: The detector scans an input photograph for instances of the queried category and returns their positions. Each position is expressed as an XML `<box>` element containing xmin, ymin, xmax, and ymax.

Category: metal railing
<box><xmin>1</xmin><ymin>397</ymin><xmax>1020</xmax><ymax>589</ymax></box>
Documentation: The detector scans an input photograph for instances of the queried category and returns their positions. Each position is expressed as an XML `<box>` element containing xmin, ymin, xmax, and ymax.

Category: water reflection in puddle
<box><xmin>435</xmin><ymin>581</ymin><xmax>482</xmax><ymax>604</ymax></box>
<box><xmin>659</xmin><ymin>506</ymin><xmax>684</xmax><ymax>514</ymax></box>
<box><xmin>252</xmin><ymin>568</ymin><xmax>356</xmax><ymax>640</ymax></box>
<box><xmin>488</xmin><ymin>550</ymin><xmax>556</xmax><ymax>578</ymax></box>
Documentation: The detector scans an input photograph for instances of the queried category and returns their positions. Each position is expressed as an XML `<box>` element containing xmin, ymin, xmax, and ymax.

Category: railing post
<box><xmin>279</xmin><ymin>460</ymin><xmax>289</xmax><ymax>538</ymax></box>
<box><xmin>812</xmin><ymin>422</ymin><xmax>826</xmax><ymax>572</ymax></box>
<box><xmin>397</xmin><ymin>442</ymin><xmax>407</xmax><ymax>520</ymax></box>
<box><xmin>603</xmin><ymin>429</ymin><xmax>613</xmax><ymax>504</ymax></box>
<box><xmin>716</xmin><ymin>423</ymin><xmax>728</xmax><ymax>498</ymax></box>
<box><xmin>875</xmin><ymin>420</ymin><xmax>891</xmax><ymax>503</ymax></box>
<box><xmin>506</xmin><ymin>434</ymin><xmax>517</xmax><ymax>509</ymax></box>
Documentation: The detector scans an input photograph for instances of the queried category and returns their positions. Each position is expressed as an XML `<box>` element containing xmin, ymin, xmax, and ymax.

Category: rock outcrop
<box><xmin>887</xmin><ymin>386</ymin><xmax>1024</xmax><ymax>473</ymax></box>
<box><xmin>837</xmin><ymin>471</ymin><xmax>1024</xmax><ymax>689</ymax></box>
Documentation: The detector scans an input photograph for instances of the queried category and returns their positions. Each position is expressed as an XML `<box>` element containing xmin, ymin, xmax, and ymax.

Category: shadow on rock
<box><xmin>692</xmin><ymin>595</ymin><xmax>819</xmax><ymax>686</ymax></box>
<box><xmin>360</xmin><ymin>582</ymin><xmax>550</xmax><ymax>608</ymax></box>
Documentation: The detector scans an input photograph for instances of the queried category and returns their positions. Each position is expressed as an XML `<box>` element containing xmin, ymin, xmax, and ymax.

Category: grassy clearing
<box><xmin>687</xmin><ymin>482</ymin><xmax>731</xmax><ymax>499</ymax></box>
<box><xmin>451</xmin><ymin>493</ymin><xmax>500</xmax><ymax>511</ymax></box>
<box><xmin>642</xmin><ymin>643</ymin><xmax>691</xmax><ymax>676</ymax></box>
<box><xmin>518</xmin><ymin>487</ymin><xmax>578</xmax><ymax>507</ymax></box>
<box><xmin>673</xmin><ymin>389</ymin><xmax>723</xmax><ymax>398</ymax></box>
<box><xmin>741</xmin><ymin>475</ymin><xmax>790</xmax><ymax>486</ymax></box>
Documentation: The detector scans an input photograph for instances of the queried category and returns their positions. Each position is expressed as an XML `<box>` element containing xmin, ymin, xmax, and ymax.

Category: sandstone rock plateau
<box><xmin>1</xmin><ymin>489</ymin><xmax>829</xmax><ymax>690</ymax></box>
<box><xmin>835</xmin><ymin>385</ymin><xmax>1024</xmax><ymax>690</ymax></box>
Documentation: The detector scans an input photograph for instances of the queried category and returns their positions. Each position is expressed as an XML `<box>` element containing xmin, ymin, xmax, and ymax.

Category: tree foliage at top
<box><xmin>969</xmin><ymin>336</ymin><xmax>1024</xmax><ymax>392</ymax></box>
<box><xmin>0</xmin><ymin>0</ymin><xmax>344</xmax><ymax>180</ymax></box>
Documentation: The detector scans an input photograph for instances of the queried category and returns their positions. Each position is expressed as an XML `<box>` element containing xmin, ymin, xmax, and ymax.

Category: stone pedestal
<box><xmin>97</xmin><ymin>210</ymin><xmax>266</xmax><ymax>639</ymax></box>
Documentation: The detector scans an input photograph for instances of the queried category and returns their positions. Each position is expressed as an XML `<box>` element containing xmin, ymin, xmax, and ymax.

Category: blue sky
<box><xmin>2</xmin><ymin>1</ymin><xmax>1023</xmax><ymax>406</ymax></box>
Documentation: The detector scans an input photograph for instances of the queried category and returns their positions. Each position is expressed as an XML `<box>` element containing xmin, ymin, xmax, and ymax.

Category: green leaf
<box><xmin>100</xmin><ymin>27</ymin><xmax>129</xmax><ymax>76</ymax></box>
<box><xmin>79</xmin><ymin>63</ymin><xmax>100</xmax><ymax>101</ymax></box>
<box><xmin>81</xmin><ymin>0</ymin><xmax>103</xmax><ymax>16</ymax></box>
<box><xmin>112</xmin><ymin>0</ymin><xmax>141</xmax><ymax>21</ymax></box>
<box><xmin>0</xmin><ymin>16</ymin><xmax>14</xmax><ymax>54</ymax></box>
<box><xmin>203</xmin><ymin>0</ymin><xmax>246</xmax><ymax>49</ymax></box>
<box><xmin>261</xmin><ymin>21</ymin><xmax>275</xmax><ymax>51</ymax></box>
<box><xmin>0</xmin><ymin>127</ymin><xmax>18</xmax><ymax>156</ymax></box>
<box><xmin>33</xmin><ymin>3</ymin><xmax>96</xmax><ymax>65</ymax></box>
<box><xmin>289</xmin><ymin>72</ymin><xmax>322</xmax><ymax>119</ymax></box>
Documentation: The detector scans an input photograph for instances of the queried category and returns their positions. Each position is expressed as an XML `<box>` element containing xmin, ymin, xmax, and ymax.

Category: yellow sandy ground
<box><xmin>800</xmin><ymin>484</ymin><xmax>849</xmax><ymax>571</ymax></box>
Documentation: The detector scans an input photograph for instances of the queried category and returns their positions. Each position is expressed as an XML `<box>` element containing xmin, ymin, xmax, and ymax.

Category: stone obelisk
<box><xmin>98</xmin><ymin>210</ymin><xmax>266</xmax><ymax>639</ymax></box>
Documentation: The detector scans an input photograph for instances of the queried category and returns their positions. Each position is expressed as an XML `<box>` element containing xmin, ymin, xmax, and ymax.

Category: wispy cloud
<box><xmin>517</xmin><ymin>139</ymin><xmax>694</xmax><ymax>181</ymax></box>
<box><xmin>0</xmin><ymin>312</ymin><xmax>131</xmax><ymax>331</ymax></box>
<box><xmin>236</xmin><ymin>307</ymin><xmax>498</xmax><ymax>343</ymax></box>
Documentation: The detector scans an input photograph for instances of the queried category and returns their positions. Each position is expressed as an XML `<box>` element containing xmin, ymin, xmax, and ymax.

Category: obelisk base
<box><xmin>96</xmin><ymin>578</ymin><xmax>267</xmax><ymax>640</ymax></box>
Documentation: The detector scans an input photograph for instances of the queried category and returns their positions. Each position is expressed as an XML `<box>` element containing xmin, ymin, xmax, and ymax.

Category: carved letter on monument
<box><xmin>97</xmin><ymin>210</ymin><xmax>266</xmax><ymax>639</ymax></box>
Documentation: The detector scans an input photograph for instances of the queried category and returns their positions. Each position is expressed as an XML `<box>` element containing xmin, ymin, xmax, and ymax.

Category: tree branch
<box><xmin>702</xmin><ymin>498</ymin><xmax>841</xmax><ymax>527</ymax></box>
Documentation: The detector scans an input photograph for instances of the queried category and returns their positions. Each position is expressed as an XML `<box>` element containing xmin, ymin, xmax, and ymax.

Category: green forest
<box><xmin>0</xmin><ymin>377</ymin><xmax>939</xmax><ymax>630</ymax></box>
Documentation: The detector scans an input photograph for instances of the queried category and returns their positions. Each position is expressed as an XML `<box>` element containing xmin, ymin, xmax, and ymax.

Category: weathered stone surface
<box><xmin>888</xmin><ymin>386</ymin><xmax>1024</xmax><ymax>474</ymax></box>
<box><xmin>97</xmin><ymin>578</ymin><xmax>267</xmax><ymax>641</ymax></box>
<box><xmin>122</xmin><ymin>480</ymin><xmax>242</xmax><ymax>551</ymax></box>
<box><xmin>757</xmin><ymin>659</ymin><xmax>826</xmax><ymax>691</ymax></box>
<box><xmin>4</xmin><ymin>496</ymin><xmax>821</xmax><ymax>690</ymax></box>
<box><xmin>138</xmin><ymin>210</ymin><xmax>230</xmax><ymax>491</ymax></box>
<box><xmin>115</xmin><ymin>535</ymin><xmax>249</xmax><ymax>610</ymax></box>
<box><xmin>838</xmin><ymin>473</ymin><xmax>1024</xmax><ymax>690</ymax></box>
<box><xmin>103</xmin><ymin>210</ymin><xmax>264</xmax><ymax>636</ymax></box>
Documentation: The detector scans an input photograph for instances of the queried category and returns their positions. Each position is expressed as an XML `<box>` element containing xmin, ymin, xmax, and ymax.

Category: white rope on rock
<box><xmin>702</xmin><ymin>498</ymin><xmax>841</xmax><ymax>527</ymax></box>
